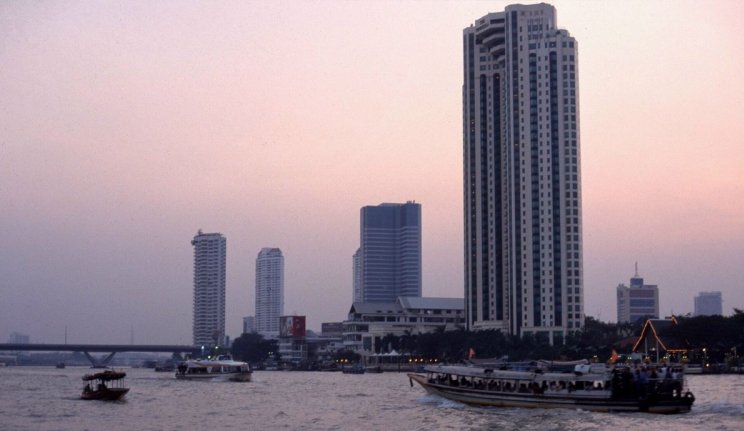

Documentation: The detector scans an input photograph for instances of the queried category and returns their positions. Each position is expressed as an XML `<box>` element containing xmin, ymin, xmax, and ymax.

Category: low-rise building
<box><xmin>342</xmin><ymin>296</ymin><xmax>464</xmax><ymax>353</ymax></box>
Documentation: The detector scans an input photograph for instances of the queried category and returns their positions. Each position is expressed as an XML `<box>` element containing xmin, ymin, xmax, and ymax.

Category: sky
<box><xmin>1</xmin><ymin>0</ymin><xmax>743</xmax><ymax>345</ymax></box>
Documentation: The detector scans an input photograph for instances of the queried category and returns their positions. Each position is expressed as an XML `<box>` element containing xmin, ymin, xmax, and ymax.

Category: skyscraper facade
<box><xmin>463</xmin><ymin>4</ymin><xmax>583</xmax><ymax>341</ymax></box>
<box><xmin>359</xmin><ymin>202</ymin><xmax>421</xmax><ymax>303</ymax></box>
<box><xmin>255</xmin><ymin>247</ymin><xmax>284</xmax><ymax>338</ymax></box>
<box><xmin>616</xmin><ymin>267</ymin><xmax>659</xmax><ymax>323</ymax></box>
<box><xmin>694</xmin><ymin>291</ymin><xmax>723</xmax><ymax>316</ymax></box>
<box><xmin>352</xmin><ymin>248</ymin><xmax>362</xmax><ymax>303</ymax></box>
<box><xmin>191</xmin><ymin>230</ymin><xmax>226</xmax><ymax>347</ymax></box>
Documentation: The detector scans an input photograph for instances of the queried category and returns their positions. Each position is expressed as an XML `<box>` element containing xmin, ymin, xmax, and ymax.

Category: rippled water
<box><xmin>0</xmin><ymin>367</ymin><xmax>742</xmax><ymax>430</ymax></box>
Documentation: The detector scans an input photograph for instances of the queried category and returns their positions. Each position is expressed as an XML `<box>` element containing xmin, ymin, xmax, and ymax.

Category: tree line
<box><xmin>231</xmin><ymin>310</ymin><xmax>744</xmax><ymax>365</ymax></box>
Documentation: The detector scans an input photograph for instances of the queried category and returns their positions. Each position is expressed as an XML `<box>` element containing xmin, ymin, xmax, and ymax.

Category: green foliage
<box><xmin>333</xmin><ymin>349</ymin><xmax>361</xmax><ymax>362</ymax></box>
<box><xmin>230</xmin><ymin>333</ymin><xmax>278</xmax><ymax>363</ymax></box>
<box><xmin>376</xmin><ymin>314</ymin><xmax>744</xmax><ymax>363</ymax></box>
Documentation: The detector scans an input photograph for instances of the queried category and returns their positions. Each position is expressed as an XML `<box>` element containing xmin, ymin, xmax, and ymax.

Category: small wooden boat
<box><xmin>81</xmin><ymin>370</ymin><xmax>129</xmax><ymax>401</ymax></box>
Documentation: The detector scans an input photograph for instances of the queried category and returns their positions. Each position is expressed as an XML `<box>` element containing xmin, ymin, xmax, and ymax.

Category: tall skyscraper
<box><xmin>616</xmin><ymin>265</ymin><xmax>659</xmax><ymax>323</ymax></box>
<box><xmin>191</xmin><ymin>230</ymin><xmax>226</xmax><ymax>347</ymax></box>
<box><xmin>359</xmin><ymin>202</ymin><xmax>421</xmax><ymax>303</ymax></box>
<box><xmin>352</xmin><ymin>248</ymin><xmax>362</xmax><ymax>303</ymax></box>
<box><xmin>255</xmin><ymin>247</ymin><xmax>284</xmax><ymax>338</ymax></box>
<box><xmin>694</xmin><ymin>291</ymin><xmax>723</xmax><ymax>316</ymax></box>
<box><xmin>463</xmin><ymin>4</ymin><xmax>583</xmax><ymax>341</ymax></box>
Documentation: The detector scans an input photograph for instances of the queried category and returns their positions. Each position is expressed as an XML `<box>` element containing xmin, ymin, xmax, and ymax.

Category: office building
<box><xmin>616</xmin><ymin>266</ymin><xmax>659</xmax><ymax>323</ymax></box>
<box><xmin>694</xmin><ymin>291</ymin><xmax>723</xmax><ymax>316</ymax></box>
<box><xmin>352</xmin><ymin>248</ymin><xmax>362</xmax><ymax>303</ymax></box>
<box><xmin>359</xmin><ymin>202</ymin><xmax>421</xmax><ymax>303</ymax></box>
<box><xmin>8</xmin><ymin>332</ymin><xmax>30</xmax><ymax>344</ymax></box>
<box><xmin>463</xmin><ymin>3</ymin><xmax>583</xmax><ymax>342</ymax></box>
<box><xmin>242</xmin><ymin>316</ymin><xmax>255</xmax><ymax>334</ymax></box>
<box><xmin>192</xmin><ymin>230</ymin><xmax>226</xmax><ymax>347</ymax></box>
<box><xmin>255</xmin><ymin>247</ymin><xmax>284</xmax><ymax>338</ymax></box>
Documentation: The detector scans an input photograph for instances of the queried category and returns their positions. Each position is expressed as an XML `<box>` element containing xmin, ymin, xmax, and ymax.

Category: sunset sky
<box><xmin>2</xmin><ymin>0</ymin><xmax>742</xmax><ymax>344</ymax></box>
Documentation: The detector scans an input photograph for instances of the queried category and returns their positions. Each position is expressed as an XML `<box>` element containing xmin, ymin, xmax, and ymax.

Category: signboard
<box><xmin>280</xmin><ymin>315</ymin><xmax>306</xmax><ymax>338</ymax></box>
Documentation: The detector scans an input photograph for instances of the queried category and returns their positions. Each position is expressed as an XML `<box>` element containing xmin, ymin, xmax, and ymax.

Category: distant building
<box><xmin>278</xmin><ymin>315</ymin><xmax>307</xmax><ymax>365</ymax></box>
<box><xmin>694</xmin><ymin>291</ymin><xmax>723</xmax><ymax>316</ymax></box>
<box><xmin>342</xmin><ymin>296</ymin><xmax>464</xmax><ymax>353</ymax></box>
<box><xmin>255</xmin><ymin>248</ymin><xmax>284</xmax><ymax>338</ymax></box>
<box><xmin>8</xmin><ymin>332</ymin><xmax>30</xmax><ymax>344</ymax></box>
<box><xmin>358</xmin><ymin>202</ymin><xmax>421</xmax><ymax>303</ymax></box>
<box><xmin>242</xmin><ymin>316</ymin><xmax>255</xmax><ymax>334</ymax></box>
<box><xmin>321</xmin><ymin>322</ymin><xmax>344</xmax><ymax>337</ymax></box>
<box><xmin>616</xmin><ymin>265</ymin><xmax>659</xmax><ymax>323</ymax></box>
<box><xmin>463</xmin><ymin>3</ymin><xmax>584</xmax><ymax>341</ymax></box>
<box><xmin>192</xmin><ymin>230</ymin><xmax>227</xmax><ymax>347</ymax></box>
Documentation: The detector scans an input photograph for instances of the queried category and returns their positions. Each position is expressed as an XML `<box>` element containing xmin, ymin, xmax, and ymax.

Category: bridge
<box><xmin>0</xmin><ymin>343</ymin><xmax>202</xmax><ymax>367</ymax></box>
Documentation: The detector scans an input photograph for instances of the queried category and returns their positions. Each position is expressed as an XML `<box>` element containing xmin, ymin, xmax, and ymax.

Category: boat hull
<box><xmin>408</xmin><ymin>374</ymin><xmax>692</xmax><ymax>414</ymax></box>
<box><xmin>80</xmin><ymin>388</ymin><xmax>129</xmax><ymax>401</ymax></box>
<box><xmin>175</xmin><ymin>372</ymin><xmax>252</xmax><ymax>382</ymax></box>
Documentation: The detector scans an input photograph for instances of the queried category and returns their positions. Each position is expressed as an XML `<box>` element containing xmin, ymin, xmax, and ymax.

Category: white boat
<box><xmin>176</xmin><ymin>355</ymin><xmax>252</xmax><ymax>382</ymax></box>
<box><xmin>409</xmin><ymin>362</ymin><xmax>694</xmax><ymax>414</ymax></box>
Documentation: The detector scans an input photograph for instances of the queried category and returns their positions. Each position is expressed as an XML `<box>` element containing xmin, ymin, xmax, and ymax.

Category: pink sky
<box><xmin>1</xmin><ymin>0</ymin><xmax>743</xmax><ymax>344</ymax></box>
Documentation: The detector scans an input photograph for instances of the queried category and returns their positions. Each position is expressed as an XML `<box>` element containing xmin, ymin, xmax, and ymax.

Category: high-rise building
<box><xmin>352</xmin><ymin>248</ymin><xmax>362</xmax><ymax>303</ymax></box>
<box><xmin>255</xmin><ymin>247</ymin><xmax>284</xmax><ymax>338</ymax></box>
<box><xmin>694</xmin><ymin>291</ymin><xmax>723</xmax><ymax>316</ymax></box>
<box><xmin>242</xmin><ymin>316</ymin><xmax>255</xmax><ymax>334</ymax></box>
<box><xmin>359</xmin><ymin>202</ymin><xmax>421</xmax><ymax>303</ymax></box>
<box><xmin>191</xmin><ymin>230</ymin><xmax>226</xmax><ymax>347</ymax></box>
<box><xmin>463</xmin><ymin>4</ymin><xmax>583</xmax><ymax>341</ymax></box>
<box><xmin>616</xmin><ymin>266</ymin><xmax>659</xmax><ymax>323</ymax></box>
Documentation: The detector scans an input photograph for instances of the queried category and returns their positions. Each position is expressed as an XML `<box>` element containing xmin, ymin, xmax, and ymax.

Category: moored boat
<box><xmin>408</xmin><ymin>362</ymin><xmax>694</xmax><ymax>414</ymax></box>
<box><xmin>176</xmin><ymin>355</ymin><xmax>252</xmax><ymax>382</ymax></box>
<box><xmin>341</xmin><ymin>364</ymin><xmax>365</xmax><ymax>374</ymax></box>
<box><xmin>81</xmin><ymin>370</ymin><xmax>129</xmax><ymax>401</ymax></box>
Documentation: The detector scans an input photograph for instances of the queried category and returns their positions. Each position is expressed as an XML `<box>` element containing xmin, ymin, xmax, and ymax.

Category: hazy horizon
<box><xmin>2</xmin><ymin>0</ymin><xmax>742</xmax><ymax>344</ymax></box>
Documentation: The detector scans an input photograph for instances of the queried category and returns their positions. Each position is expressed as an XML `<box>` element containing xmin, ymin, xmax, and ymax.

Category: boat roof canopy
<box><xmin>82</xmin><ymin>370</ymin><xmax>126</xmax><ymax>381</ymax></box>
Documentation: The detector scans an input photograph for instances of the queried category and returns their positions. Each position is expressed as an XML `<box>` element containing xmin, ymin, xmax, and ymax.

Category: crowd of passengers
<box><xmin>610</xmin><ymin>365</ymin><xmax>685</xmax><ymax>399</ymax></box>
<box><xmin>428</xmin><ymin>365</ymin><xmax>685</xmax><ymax>399</ymax></box>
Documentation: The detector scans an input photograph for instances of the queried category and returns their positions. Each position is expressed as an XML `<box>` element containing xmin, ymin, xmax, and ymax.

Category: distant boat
<box><xmin>176</xmin><ymin>355</ymin><xmax>252</xmax><ymax>382</ymax></box>
<box><xmin>341</xmin><ymin>364</ymin><xmax>365</xmax><ymax>374</ymax></box>
<box><xmin>81</xmin><ymin>370</ymin><xmax>129</xmax><ymax>401</ymax></box>
<box><xmin>154</xmin><ymin>362</ymin><xmax>175</xmax><ymax>372</ymax></box>
<box><xmin>56</xmin><ymin>362</ymin><xmax>66</xmax><ymax>369</ymax></box>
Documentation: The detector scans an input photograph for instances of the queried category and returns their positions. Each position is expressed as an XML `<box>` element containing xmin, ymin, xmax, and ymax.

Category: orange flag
<box><xmin>608</xmin><ymin>349</ymin><xmax>619</xmax><ymax>364</ymax></box>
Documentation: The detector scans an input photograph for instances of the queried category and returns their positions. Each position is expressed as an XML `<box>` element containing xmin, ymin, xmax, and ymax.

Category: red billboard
<box><xmin>280</xmin><ymin>315</ymin><xmax>306</xmax><ymax>338</ymax></box>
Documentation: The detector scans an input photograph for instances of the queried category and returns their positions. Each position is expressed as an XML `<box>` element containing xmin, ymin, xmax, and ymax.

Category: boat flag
<box><xmin>608</xmin><ymin>349</ymin><xmax>619</xmax><ymax>364</ymax></box>
<box><xmin>468</xmin><ymin>348</ymin><xmax>475</xmax><ymax>360</ymax></box>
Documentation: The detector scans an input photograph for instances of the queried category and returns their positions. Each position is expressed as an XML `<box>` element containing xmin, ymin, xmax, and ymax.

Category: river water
<box><xmin>1</xmin><ymin>367</ymin><xmax>742</xmax><ymax>430</ymax></box>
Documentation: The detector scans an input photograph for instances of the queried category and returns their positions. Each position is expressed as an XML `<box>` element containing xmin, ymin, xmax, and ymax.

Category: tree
<box><xmin>230</xmin><ymin>333</ymin><xmax>277</xmax><ymax>364</ymax></box>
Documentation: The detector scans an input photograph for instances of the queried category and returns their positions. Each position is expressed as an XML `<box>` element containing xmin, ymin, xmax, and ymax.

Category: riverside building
<box><xmin>255</xmin><ymin>247</ymin><xmax>284</xmax><ymax>338</ymax></box>
<box><xmin>356</xmin><ymin>202</ymin><xmax>422</xmax><ymax>303</ymax></box>
<box><xmin>192</xmin><ymin>230</ymin><xmax>227</xmax><ymax>347</ymax></box>
<box><xmin>342</xmin><ymin>296</ymin><xmax>464</xmax><ymax>353</ymax></box>
<box><xmin>463</xmin><ymin>3</ymin><xmax>584</xmax><ymax>342</ymax></box>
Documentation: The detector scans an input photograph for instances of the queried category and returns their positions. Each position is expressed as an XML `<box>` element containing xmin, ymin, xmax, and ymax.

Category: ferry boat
<box><xmin>175</xmin><ymin>355</ymin><xmax>252</xmax><ymax>382</ymax></box>
<box><xmin>408</xmin><ymin>362</ymin><xmax>694</xmax><ymax>414</ymax></box>
<box><xmin>81</xmin><ymin>370</ymin><xmax>129</xmax><ymax>401</ymax></box>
